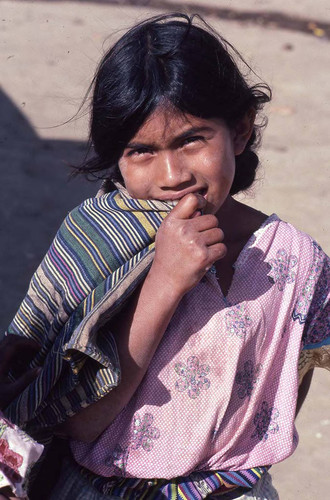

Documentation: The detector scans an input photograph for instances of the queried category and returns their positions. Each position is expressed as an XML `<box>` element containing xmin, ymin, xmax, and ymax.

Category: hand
<box><xmin>0</xmin><ymin>335</ymin><xmax>40</xmax><ymax>410</ymax></box>
<box><xmin>151</xmin><ymin>193</ymin><xmax>226</xmax><ymax>295</ymax></box>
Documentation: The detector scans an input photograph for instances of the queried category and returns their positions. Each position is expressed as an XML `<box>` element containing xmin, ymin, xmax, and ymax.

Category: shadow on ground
<box><xmin>0</xmin><ymin>89</ymin><xmax>95</xmax><ymax>329</ymax></box>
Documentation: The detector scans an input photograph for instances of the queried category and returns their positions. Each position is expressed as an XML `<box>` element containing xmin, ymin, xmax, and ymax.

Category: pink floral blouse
<box><xmin>72</xmin><ymin>215</ymin><xmax>329</xmax><ymax>483</ymax></box>
<box><xmin>0</xmin><ymin>412</ymin><xmax>43</xmax><ymax>499</ymax></box>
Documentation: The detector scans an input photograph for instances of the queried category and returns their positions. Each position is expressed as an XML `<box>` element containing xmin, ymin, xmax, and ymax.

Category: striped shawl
<box><xmin>5</xmin><ymin>187</ymin><xmax>273</xmax><ymax>496</ymax></box>
<box><xmin>5</xmin><ymin>187</ymin><xmax>175</xmax><ymax>435</ymax></box>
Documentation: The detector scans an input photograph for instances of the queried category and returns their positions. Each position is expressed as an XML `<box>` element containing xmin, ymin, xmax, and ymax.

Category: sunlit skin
<box><xmin>58</xmin><ymin>106</ymin><xmax>268</xmax><ymax>442</ymax></box>
<box><xmin>119</xmin><ymin>105</ymin><xmax>266</xmax><ymax>296</ymax></box>
<box><xmin>58</xmin><ymin>106</ymin><xmax>310</xmax><ymax>443</ymax></box>
<box><xmin>119</xmin><ymin>106</ymin><xmax>244</xmax><ymax>216</ymax></box>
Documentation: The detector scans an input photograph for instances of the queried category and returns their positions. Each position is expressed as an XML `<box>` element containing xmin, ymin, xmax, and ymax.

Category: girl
<box><xmin>4</xmin><ymin>13</ymin><xmax>329</xmax><ymax>500</ymax></box>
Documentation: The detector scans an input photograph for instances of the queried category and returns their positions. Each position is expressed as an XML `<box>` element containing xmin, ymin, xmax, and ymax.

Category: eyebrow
<box><xmin>125</xmin><ymin>126</ymin><xmax>214</xmax><ymax>150</ymax></box>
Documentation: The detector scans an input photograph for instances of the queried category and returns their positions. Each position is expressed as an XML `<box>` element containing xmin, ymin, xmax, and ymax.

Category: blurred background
<box><xmin>1</xmin><ymin>1</ymin><xmax>329</xmax><ymax>498</ymax></box>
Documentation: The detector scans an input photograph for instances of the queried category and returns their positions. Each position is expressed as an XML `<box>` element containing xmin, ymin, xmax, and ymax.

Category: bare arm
<box><xmin>58</xmin><ymin>194</ymin><xmax>226</xmax><ymax>442</ymax></box>
<box><xmin>60</xmin><ymin>266</ymin><xmax>182</xmax><ymax>442</ymax></box>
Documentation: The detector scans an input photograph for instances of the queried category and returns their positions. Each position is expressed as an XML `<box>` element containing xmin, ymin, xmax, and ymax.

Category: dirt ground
<box><xmin>0</xmin><ymin>1</ymin><xmax>329</xmax><ymax>498</ymax></box>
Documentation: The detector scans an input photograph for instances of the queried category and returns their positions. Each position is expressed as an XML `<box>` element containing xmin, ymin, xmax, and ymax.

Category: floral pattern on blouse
<box><xmin>251</xmin><ymin>401</ymin><xmax>280</xmax><ymax>442</ymax></box>
<box><xmin>131</xmin><ymin>413</ymin><xmax>160</xmax><ymax>452</ymax></box>
<box><xmin>106</xmin><ymin>413</ymin><xmax>160</xmax><ymax>476</ymax></box>
<box><xmin>110</xmin><ymin>444</ymin><xmax>129</xmax><ymax>477</ymax></box>
<box><xmin>235</xmin><ymin>360</ymin><xmax>262</xmax><ymax>399</ymax></box>
<box><xmin>71</xmin><ymin>218</ymin><xmax>330</xmax><ymax>484</ymax></box>
<box><xmin>175</xmin><ymin>356</ymin><xmax>211</xmax><ymax>399</ymax></box>
<box><xmin>225</xmin><ymin>304</ymin><xmax>252</xmax><ymax>339</ymax></box>
<box><xmin>268</xmin><ymin>249</ymin><xmax>297</xmax><ymax>291</ymax></box>
<box><xmin>293</xmin><ymin>242</ymin><xmax>325</xmax><ymax>325</ymax></box>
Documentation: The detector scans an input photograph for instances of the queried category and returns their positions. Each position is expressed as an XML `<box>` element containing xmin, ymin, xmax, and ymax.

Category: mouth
<box><xmin>164</xmin><ymin>187</ymin><xmax>208</xmax><ymax>201</ymax></box>
<box><xmin>198</xmin><ymin>188</ymin><xmax>207</xmax><ymax>199</ymax></box>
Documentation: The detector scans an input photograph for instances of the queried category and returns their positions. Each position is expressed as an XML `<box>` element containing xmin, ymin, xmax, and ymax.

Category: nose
<box><xmin>159</xmin><ymin>152</ymin><xmax>193</xmax><ymax>189</ymax></box>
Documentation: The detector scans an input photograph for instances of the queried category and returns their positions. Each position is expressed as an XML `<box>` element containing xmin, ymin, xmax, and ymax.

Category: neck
<box><xmin>216</xmin><ymin>196</ymin><xmax>268</xmax><ymax>245</ymax></box>
<box><xmin>213</xmin><ymin>197</ymin><xmax>268</xmax><ymax>296</ymax></box>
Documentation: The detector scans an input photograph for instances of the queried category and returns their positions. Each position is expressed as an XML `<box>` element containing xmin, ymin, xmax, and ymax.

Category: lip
<box><xmin>159</xmin><ymin>187</ymin><xmax>208</xmax><ymax>202</ymax></box>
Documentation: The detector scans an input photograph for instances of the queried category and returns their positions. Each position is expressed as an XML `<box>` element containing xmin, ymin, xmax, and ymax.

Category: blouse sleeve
<box><xmin>297</xmin><ymin>245</ymin><xmax>330</xmax><ymax>382</ymax></box>
<box><xmin>0</xmin><ymin>412</ymin><xmax>43</xmax><ymax>499</ymax></box>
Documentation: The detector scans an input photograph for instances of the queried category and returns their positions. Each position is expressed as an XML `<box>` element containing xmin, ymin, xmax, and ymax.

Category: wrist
<box><xmin>147</xmin><ymin>262</ymin><xmax>186</xmax><ymax>302</ymax></box>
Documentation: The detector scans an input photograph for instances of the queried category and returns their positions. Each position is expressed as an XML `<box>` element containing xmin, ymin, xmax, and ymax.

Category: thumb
<box><xmin>169</xmin><ymin>193</ymin><xmax>207</xmax><ymax>220</ymax></box>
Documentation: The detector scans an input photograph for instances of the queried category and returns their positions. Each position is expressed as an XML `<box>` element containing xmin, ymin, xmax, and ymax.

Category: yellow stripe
<box><xmin>251</xmin><ymin>467</ymin><xmax>263</xmax><ymax>479</ymax></box>
<box><xmin>66</xmin><ymin>214</ymin><xmax>109</xmax><ymax>279</ymax></box>
<box><xmin>134</xmin><ymin>211</ymin><xmax>160</xmax><ymax>238</ymax></box>
<box><xmin>170</xmin><ymin>483</ymin><xmax>178</xmax><ymax>498</ymax></box>
<box><xmin>16</xmin><ymin>302</ymin><xmax>44</xmax><ymax>335</ymax></box>
<box><xmin>90</xmin><ymin>288</ymin><xmax>95</xmax><ymax>310</ymax></box>
<box><xmin>214</xmin><ymin>472</ymin><xmax>225</xmax><ymax>486</ymax></box>
<box><xmin>177</xmin><ymin>485</ymin><xmax>189</xmax><ymax>500</ymax></box>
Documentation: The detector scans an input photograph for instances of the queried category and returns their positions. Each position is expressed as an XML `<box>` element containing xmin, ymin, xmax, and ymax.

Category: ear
<box><xmin>232</xmin><ymin>108</ymin><xmax>256</xmax><ymax>156</ymax></box>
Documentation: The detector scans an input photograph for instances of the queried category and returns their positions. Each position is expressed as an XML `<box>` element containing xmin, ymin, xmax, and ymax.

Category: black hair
<box><xmin>76</xmin><ymin>13</ymin><xmax>271</xmax><ymax>195</ymax></box>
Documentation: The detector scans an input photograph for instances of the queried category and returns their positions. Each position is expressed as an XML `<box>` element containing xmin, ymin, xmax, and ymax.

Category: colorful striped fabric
<box><xmin>4</xmin><ymin>185</ymin><xmax>269</xmax><ymax>497</ymax></box>
<box><xmin>79</xmin><ymin>462</ymin><xmax>269</xmax><ymax>498</ymax></box>
<box><xmin>5</xmin><ymin>187</ymin><xmax>174</xmax><ymax>432</ymax></box>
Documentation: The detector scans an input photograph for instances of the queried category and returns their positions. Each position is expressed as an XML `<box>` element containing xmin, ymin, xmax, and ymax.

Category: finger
<box><xmin>10</xmin><ymin>367</ymin><xmax>41</xmax><ymax>399</ymax></box>
<box><xmin>190</xmin><ymin>214</ymin><xmax>220</xmax><ymax>232</ymax></box>
<box><xmin>169</xmin><ymin>193</ymin><xmax>207</xmax><ymax>220</ymax></box>
<box><xmin>191</xmin><ymin>209</ymin><xmax>202</xmax><ymax>219</ymax></box>
<box><xmin>207</xmin><ymin>242</ymin><xmax>227</xmax><ymax>265</ymax></box>
<box><xmin>200</xmin><ymin>228</ymin><xmax>224</xmax><ymax>247</ymax></box>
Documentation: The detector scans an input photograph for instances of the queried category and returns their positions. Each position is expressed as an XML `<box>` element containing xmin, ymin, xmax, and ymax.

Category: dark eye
<box><xmin>182</xmin><ymin>136</ymin><xmax>205</xmax><ymax>147</ymax></box>
<box><xmin>127</xmin><ymin>147</ymin><xmax>153</xmax><ymax>157</ymax></box>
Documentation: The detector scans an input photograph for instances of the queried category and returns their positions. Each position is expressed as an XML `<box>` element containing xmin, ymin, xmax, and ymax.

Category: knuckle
<box><xmin>195</xmin><ymin>246</ymin><xmax>208</xmax><ymax>264</ymax></box>
<box><xmin>161</xmin><ymin>216</ymin><xmax>175</xmax><ymax>232</ymax></box>
<box><xmin>208</xmin><ymin>214</ymin><xmax>219</xmax><ymax>226</ymax></box>
<box><xmin>217</xmin><ymin>243</ymin><xmax>227</xmax><ymax>258</ymax></box>
<box><xmin>180</xmin><ymin>224</ymin><xmax>189</xmax><ymax>238</ymax></box>
<box><xmin>161</xmin><ymin>216</ymin><xmax>170</xmax><ymax>228</ymax></box>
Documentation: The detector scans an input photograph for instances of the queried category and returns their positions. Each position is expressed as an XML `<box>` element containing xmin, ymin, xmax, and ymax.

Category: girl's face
<box><xmin>119</xmin><ymin>106</ymin><xmax>253</xmax><ymax>216</ymax></box>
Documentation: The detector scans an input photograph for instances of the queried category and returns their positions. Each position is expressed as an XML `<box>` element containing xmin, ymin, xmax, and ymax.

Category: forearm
<box><xmin>59</xmin><ymin>194</ymin><xmax>225</xmax><ymax>443</ymax></box>
<box><xmin>58</xmin><ymin>266</ymin><xmax>183</xmax><ymax>442</ymax></box>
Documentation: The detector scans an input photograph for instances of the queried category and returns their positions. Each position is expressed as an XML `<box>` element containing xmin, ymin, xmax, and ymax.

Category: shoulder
<box><xmin>67</xmin><ymin>192</ymin><xmax>116</xmax><ymax>218</ymax></box>
<box><xmin>255</xmin><ymin>216</ymin><xmax>329</xmax><ymax>301</ymax></box>
<box><xmin>264</xmin><ymin>215</ymin><xmax>327</xmax><ymax>262</ymax></box>
<box><xmin>58</xmin><ymin>192</ymin><xmax>121</xmax><ymax>235</ymax></box>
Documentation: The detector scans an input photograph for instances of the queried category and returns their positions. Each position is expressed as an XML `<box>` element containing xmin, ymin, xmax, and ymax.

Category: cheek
<box><xmin>118</xmin><ymin>163</ymin><xmax>150</xmax><ymax>198</ymax></box>
<box><xmin>201</xmin><ymin>151</ymin><xmax>236</xmax><ymax>185</ymax></box>
<box><xmin>118</xmin><ymin>160</ymin><xmax>133</xmax><ymax>187</ymax></box>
